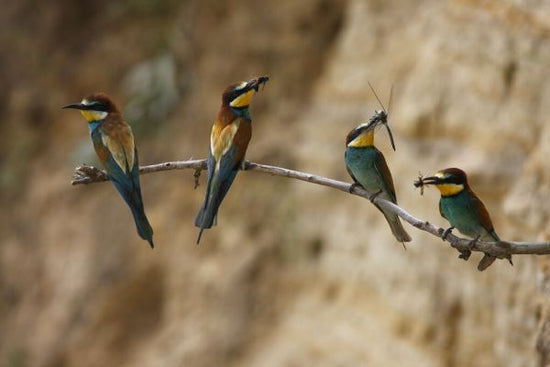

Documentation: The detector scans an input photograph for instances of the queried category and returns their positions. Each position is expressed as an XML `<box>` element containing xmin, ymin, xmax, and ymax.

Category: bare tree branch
<box><xmin>71</xmin><ymin>159</ymin><xmax>550</xmax><ymax>259</ymax></box>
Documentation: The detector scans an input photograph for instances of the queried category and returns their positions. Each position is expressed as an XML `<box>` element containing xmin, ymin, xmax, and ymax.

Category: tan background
<box><xmin>1</xmin><ymin>0</ymin><xmax>549</xmax><ymax>366</ymax></box>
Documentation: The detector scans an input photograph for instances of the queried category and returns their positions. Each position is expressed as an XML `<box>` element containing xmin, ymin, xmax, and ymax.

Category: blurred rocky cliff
<box><xmin>0</xmin><ymin>0</ymin><xmax>549</xmax><ymax>366</ymax></box>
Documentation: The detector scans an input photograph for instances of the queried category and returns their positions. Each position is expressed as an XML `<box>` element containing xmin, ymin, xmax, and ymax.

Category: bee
<box><xmin>256</xmin><ymin>76</ymin><xmax>269</xmax><ymax>91</ymax></box>
<box><xmin>413</xmin><ymin>172</ymin><xmax>426</xmax><ymax>195</ymax></box>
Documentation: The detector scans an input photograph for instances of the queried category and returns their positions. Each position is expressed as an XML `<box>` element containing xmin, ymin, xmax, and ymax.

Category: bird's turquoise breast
<box><xmin>89</xmin><ymin>122</ymin><xmax>115</xmax><ymax>171</ymax></box>
<box><xmin>88</xmin><ymin>120</ymin><xmax>103</xmax><ymax>134</ymax></box>
<box><xmin>440</xmin><ymin>191</ymin><xmax>489</xmax><ymax>239</ymax></box>
<box><xmin>231</xmin><ymin>106</ymin><xmax>250</xmax><ymax>119</ymax></box>
<box><xmin>345</xmin><ymin>146</ymin><xmax>384</xmax><ymax>193</ymax></box>
<box><xmin>90</xmin><ymin>124</ymin><xmax>102</xmax><ymax>143</ymax></box>
<box><xmin>90</xmin><ymin>124</ymin><xmax>105</xmax><ymax>151</ymax></box>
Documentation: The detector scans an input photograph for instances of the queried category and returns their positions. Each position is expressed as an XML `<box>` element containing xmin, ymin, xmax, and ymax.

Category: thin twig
<box><xmin>71</xmin><ymin>159</ymin><xmax>550</xmax><ymax>257</ymax></box>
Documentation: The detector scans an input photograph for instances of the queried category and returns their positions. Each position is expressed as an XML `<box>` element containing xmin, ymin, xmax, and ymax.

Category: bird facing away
<box><xmin>345</xmin><ymin>111</ymin><xmax>412</xmax><ymax>243</ymax></box>
<box><xmin>195</xmin><ymin>76</ymin><xmax>269</xmax><ymax>244</ymax></box>
<box><xmin>419</xmin><ymin>168</ymin><xmax>504</xmax><ymax>270</ymax></box>
<box><xmin>63</xmin><ymin>93</ymin><xmax>154</xmax><ymax>248</ymax></box>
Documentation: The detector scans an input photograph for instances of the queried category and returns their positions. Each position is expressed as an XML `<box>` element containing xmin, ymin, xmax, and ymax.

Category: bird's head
<box><xmin>223</xmin><ymin>76</ymin><xmax>269</xmax><ymax>112</ymax></box>
<box><xmin>418</xmin><ymin>168</ymin><xmax>468</xmax><ymax>196</ymax></box>
<box><xmin>63</xmin><ymin>93</ymin><xmax>118</xmax><ymax>122</ymax></box>
<box><xmin>346</xmin><ymin>109</ymin><xmax>395</xmax><ymax>150</ymax></box>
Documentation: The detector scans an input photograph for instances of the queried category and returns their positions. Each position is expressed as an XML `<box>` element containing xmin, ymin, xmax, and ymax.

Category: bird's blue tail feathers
<box><xmin>111</xmin><ymin>177</ymin><xmax>154</xmax><ymax>248</ymax></box>
<box><xmin>194</xmin><ymin>168</ymin><xmax>238</xmax><ymax>244</ymax></box>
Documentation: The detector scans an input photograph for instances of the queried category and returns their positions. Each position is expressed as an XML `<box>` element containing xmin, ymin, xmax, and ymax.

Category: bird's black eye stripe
<box><xmin>228</xmin><ymin>87</ymin><xmax>250</xmax><ymax>105</ymax></box>
<box><xmin>92</xmin><ymin>101</ymin><xmax>109</xmax><ymax>111</ymax></box>
<box><xmin>84</xmin><ymin>100</ymin><xmax>109</xmax><ymax>111</ymax></box>
<box><xmin>346</xmin><ymin>127</ymin><xmax>364</xmax><ymax>145</ymax></box>
<box><xmin>231</xmin><ymin>90</ymin><xmax>242</xmax><ymax>100</ymax></box>
<box><xmin>234</xmin><ymin>85</ymin><xmax>249</xmax><ymax>96</ymax></box>
<box><xmin>445</xmin><ymin>175</ymin><xmax>464</xmax><ymax>185</ymax></box>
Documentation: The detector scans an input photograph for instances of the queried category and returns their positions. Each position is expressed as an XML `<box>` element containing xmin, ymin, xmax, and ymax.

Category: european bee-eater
<box><xmin>419</xmin><ymin>168</ymin><xmax>507</xmax><ymax>270</ymax></box>
<box><xmin>345</xmin><ymin>110</ymin><xmax>411</xmax><ymax>243</ymax></box>
<box><xmin>195</xmin><ymin>76</ymin><xmax>269</xmax><ymax>244</ymax></box>
<box><xmin>63</xmin><ymin>93</ymin><xmax>154</xmax><ymax>248</ymax></box>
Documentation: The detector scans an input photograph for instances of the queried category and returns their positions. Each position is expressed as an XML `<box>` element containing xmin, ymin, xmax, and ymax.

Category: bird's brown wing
<box><xmin>372</xmin><ymin>149</ymin><xmax>397</xmax><ymax>203</ymax></box>
<box><xmin>467</xmin><ymin>188</ymin><xmax>499</xmax><ymax>240</ymax></box>
<box><xmin>232</xmin><ymin>117</ymin><xmax>252</xmax><ymax>164</ymax></box>
<box><xmin>100</xmin><ymin>114</ymin><xmax>135</xmax><ymax>173</ymax></box>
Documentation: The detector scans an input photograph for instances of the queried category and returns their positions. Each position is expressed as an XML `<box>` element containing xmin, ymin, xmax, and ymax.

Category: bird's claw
<box><xmin>440</xmin><ymin>226</ymin><xmax>470</xmax><ymax>261</ymax></box>
<box><xmin>369</xmin><ymin>190</ymin><xmax>382</xmax><ymax>203</ymax></box>
<box><xmin>441</xmin><ymin>226</ymin><xmax>455</xmax><ymax>241</ymax></box>
<box><xmin>458</xmin><ymin>250</ymin><xmax>471</xmax><ymax>261</ymax></box>
<box><xmin>349</xmin><ymin>183</ymin><xmax>361</xmax><ymax>193</ymax></box>
<box><xmin>469</xmin><ymin>235</ymin><xmax>481</xmax><ymax>250</ymax></box>
<box><xmin>458</xmin><ymin>236</ymin><xmax>480</xmax><ymax>262</ymax></box>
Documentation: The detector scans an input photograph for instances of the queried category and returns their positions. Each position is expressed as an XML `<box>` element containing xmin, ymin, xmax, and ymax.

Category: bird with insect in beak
<box><xmin>415</xmin><ymin>168</ymin><xmax>512</xmax><ymax>271</ymax></box>
<box><xmin>195</xmin><ymin>76</ymin><xmax>269</xmax><ymax>244</ymax></box>
<box><xmin>344</xmin><ymin>92</ymin><xmax>411</xmax><ymax>244</ymax></box>
<box><xmin>63</xmin><ymin>93</ymin><xmax>154</xmax><ymax>248</ymax></box>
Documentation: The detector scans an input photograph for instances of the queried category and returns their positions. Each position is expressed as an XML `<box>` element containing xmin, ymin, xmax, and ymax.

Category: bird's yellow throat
<box><xmin>80</xmin><ymin>110</ymin><xmax>107</xmax><ymax>122</ymax></box>
<box><xmin>435</xmin><ymin>183</ymin><xmax>464</xmax><ymax>196</ymax></box>
<box><xmin>230</xmin><ymin>90</ymin><xmax>255</xmax><ymax>108</ymax></box>
<box><xmin>347</xmin><ymin>129</ymin><xmax>374</xmax><ymax>148</ymax></box>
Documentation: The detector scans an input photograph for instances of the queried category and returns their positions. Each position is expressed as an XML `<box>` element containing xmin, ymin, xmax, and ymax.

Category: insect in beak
<box><xmin>383</xmin><ymin>122</ymin><xmax>396</xmax><ymax>151</ymax></box>
<box><xmin>414</xmin><ymin>172</ymin><xmax>426</xmax><ymax>195</ymax></box>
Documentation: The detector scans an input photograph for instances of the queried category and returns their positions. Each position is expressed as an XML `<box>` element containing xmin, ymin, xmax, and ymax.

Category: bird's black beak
<box><xmin>62</xmin><ymin>102</ymin><xmax>87</xmax><ymax>110</ymax></box>
<box><xmin>246</xmin><ymin>76</ymin><xmax>269</xmax><ymax>92</ymax></box>
<box><xmin>418</xmin><ymin>176</ymin><xmax>442</xmax><ymax>186</ymax></box>
<box><xmin>362</xmin><ymin>117</ymin><xmax>379</xmax><ymax>132</ymax></box>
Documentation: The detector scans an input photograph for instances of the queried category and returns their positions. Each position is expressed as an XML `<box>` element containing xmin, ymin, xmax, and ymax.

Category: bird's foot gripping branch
<box><xmin>72</xmin><ymin>159</ymin><xmax>550</xmax><ymax>269</ymax></box>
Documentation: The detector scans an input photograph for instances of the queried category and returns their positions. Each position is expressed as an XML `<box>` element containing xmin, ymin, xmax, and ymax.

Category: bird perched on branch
<box><xmin>63</xmin><ymin>93</ymin><xmax>154</xmax><ymax>248</ymax></box>
<box><xmin>416</xmin><ymin>168</ymin><xmax>510</xmax><ymax>270</ymax></box>
<box><xmin>344</xmin><ymin>110</ymin><xmax>412</xmax><ymax>244</ymax></box>
<box><xmin>195</xmin><ymin>76</ymin><xmax>269</xmax><ymax>244</ymax></box>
